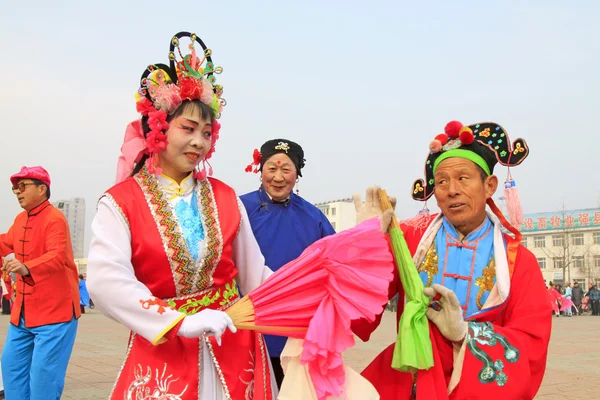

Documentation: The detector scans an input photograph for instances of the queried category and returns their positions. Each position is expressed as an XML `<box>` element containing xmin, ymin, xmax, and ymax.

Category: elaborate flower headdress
<box><xmin>116</xmin><ymin>31</ymin><xmax>226</xmax><ymax>183</ymax></box>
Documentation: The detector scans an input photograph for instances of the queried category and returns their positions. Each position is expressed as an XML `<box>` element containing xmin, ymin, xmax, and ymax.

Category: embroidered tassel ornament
<box><xmin>402</xmin><ymin>204</ymin><xmax>431</xmax><ymax>231</ymax></box>
<box><xmin>504</xmin><ymin>170</ymin><xmax>524</xmax><ymax>227</ymax></box>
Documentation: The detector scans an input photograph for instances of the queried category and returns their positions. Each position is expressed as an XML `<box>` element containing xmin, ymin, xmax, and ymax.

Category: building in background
<box><xmin>74</xmin><ymin>258</ymin><xmax>88</xmax><ymax>275</ymax></box>
<box><xmin>53</xmin><ymin>197</ymin><xmax>86</xmax><ymax>259</ymax></box>
<box><xmin>520</xmin><ymin>208</ymin><xmax>600</xmax><ymax>287</ymax></box>
<box><xmin>315</xmin><ymin>198</ymin><xmax>356</xmax><ymax>232</ymax></box>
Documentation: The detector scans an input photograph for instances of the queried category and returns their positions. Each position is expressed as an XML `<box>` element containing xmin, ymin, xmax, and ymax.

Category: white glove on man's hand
<box><xmin>353</xmin><ymin>186</ymin><xmax>396</xmax><ymax>232</ymax></box>
<box><xmin>177</xmin><ymin>309</ymin><xmax>237</xmax><ymax>345</ymax></box>
<box><xmin>424</xmin><ymin>284</ymin><xmax>468</xmax><ymax>343</ymax></box>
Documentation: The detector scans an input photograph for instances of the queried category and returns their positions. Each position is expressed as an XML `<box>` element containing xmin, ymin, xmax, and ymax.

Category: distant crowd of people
<box><xmin>548</xmin><ymin>281</ymin><xmax>600</xmax><ymax>316</ymax></box>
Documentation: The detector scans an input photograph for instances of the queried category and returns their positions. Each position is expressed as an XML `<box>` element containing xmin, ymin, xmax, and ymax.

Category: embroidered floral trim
<box><xmin>164</xmin><ymin>280</ymin><xmax>240</xmax><ymax>315</ymax></box>
<box><xmin>126</xmin><ymin>363</ymin><xmax>188</xmax><ymax>400</ymax></box>
<box><xmin>136</xmin><ymin>167</ymin><xmax>194</xmax><ymax>295</ymax></box>
<box><xmin>197</xmin><ymin>179</ymin><xmax>224</xmax><ymax>290</ymax></box>
<box><xmin>475</xmin><ymin>256</ymin><xmax>496</xmax><ymax>309</ymax></box>
<box><xmin>140</xmin><ymin>297</ymin><xmax>174</xmax><ymax>315</ymax></box>
<box><xmin>466</xmin><ymin>322</ymin><xmax>520</xmax><ymax>386</ymax></box>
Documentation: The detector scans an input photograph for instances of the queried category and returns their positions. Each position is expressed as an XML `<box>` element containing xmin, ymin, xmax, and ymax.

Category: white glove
<box><xmin>177</xmin><ymin>309</ymin><xmax>237</xmax><ymax>345</ymax></box>
<box><xmin>353</xmin><ymin>186</ymin><xmax>396</xmax><ymax>232</ymax></box>
<box><xmin>424</xmin><ymin>284</ymin><xmax>468</xmax><ymax>343</ymax></box>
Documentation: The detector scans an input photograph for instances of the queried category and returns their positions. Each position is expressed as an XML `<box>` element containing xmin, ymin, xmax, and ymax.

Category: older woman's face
<box><xmin>261</xmin><ymin>153</ymin><xmax>297</xmax><ymax>201</ymax></box>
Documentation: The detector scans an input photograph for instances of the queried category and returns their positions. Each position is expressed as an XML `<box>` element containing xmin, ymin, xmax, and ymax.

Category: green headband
<box><xmin>433</xmin><ymin>149</ymin><xmax>491</xmax><ymax>176</ymax></box>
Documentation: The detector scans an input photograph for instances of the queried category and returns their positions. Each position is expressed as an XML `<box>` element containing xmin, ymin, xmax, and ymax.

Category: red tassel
<box><xmin>504</xmin><ymin>178</ymin><xmax>524</xmax><ymax>227</ymax></box>
<box><xmin>401</xmin><ymin>205</ymin><xmax>431</xmax><ymax>231</ymax></box>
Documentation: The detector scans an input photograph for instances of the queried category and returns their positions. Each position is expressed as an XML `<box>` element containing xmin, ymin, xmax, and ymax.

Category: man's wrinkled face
<box><xmin>433</xmin><ymin>157</ymin><xmax>497</xmax><ymax>236</ymax></box>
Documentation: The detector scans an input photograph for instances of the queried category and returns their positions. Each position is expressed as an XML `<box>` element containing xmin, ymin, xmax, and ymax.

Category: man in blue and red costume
<box><xmin>353</xmin><ymin>121</ymin><xmax>551</xmax><ymax>399</ymax></box>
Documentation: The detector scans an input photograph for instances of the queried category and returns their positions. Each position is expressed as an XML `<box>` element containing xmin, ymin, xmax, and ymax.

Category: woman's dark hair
<box><xmin>130</xmin><ymin>100</ymin><xmax>215</xmax><ymax>176</ymax></box>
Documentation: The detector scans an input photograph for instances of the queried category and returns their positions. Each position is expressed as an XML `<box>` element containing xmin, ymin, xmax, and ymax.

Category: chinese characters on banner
<box><xmin>520</xmin><ymin>209</ymin><xmax>600</xmax><ymax>232</ymax></box>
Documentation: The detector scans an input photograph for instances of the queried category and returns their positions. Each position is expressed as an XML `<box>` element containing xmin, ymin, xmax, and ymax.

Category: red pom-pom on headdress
<box><xmin>459</xmin><ymin>127</ymin><xmax>475</xmax><ymax>145</ymax></box>
<box><xmin>444</xmin><ymin>120</ymin><xmax>463</xmax><ymax>139</ymax></box>
<box><xmin>434</xmin><ymin>133</ymin><xmax>449</xmax><ymax>146</ymax></box>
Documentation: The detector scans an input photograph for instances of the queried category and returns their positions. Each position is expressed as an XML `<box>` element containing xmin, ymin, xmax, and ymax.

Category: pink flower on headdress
<box><xmin>200</xmin><ymin>79</ymin><xmax>214</xmax><ymax>105</ymax></box>
<box><xmin>148</xmin><ymin>111</ymin><xmax>169</xmax><ymax>132</ymax></box>
<box><xmin>136</xmin><ymin>98</ymin><xmax>155</xmax><ymax>116</ymax></box>
<box><xmin>146</xmin><ymin>110</ymin><xmax>169</xmax><ymax>154</ymax></box>
<box><xmin>145</xmin><ymin>130</ymin><xmax>168</xmax><ymax>153</ymax></box>
<box><xmin>152</xmin><ymin>83</ymin><xmax>182</xmax><ymax>113</ymax></box>
<box><xmin>205</xmin><ymin>119</ymin><xmax>221</xmax><ymax>160</ymax></box>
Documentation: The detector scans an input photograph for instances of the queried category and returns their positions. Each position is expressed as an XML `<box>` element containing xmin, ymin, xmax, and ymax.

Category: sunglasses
<box><xmin>11</xmin><ymin>182</ymin><xmax>37</xmax><ymax>193</ymax></box>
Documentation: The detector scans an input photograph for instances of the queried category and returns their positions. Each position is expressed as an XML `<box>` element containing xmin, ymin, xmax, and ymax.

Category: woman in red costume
<box><xmin>87</xmin><ymin>32</ymin><xmax>276</xmax><ymax>400</ymax></box>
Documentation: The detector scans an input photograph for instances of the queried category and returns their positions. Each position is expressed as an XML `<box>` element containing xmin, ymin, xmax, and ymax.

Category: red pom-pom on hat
<box><xmin>434</xmin><ymin>133</ymin><xmax>448</xmax><ymax>146</ymax></box>
<box><xmin>445</xmin><ymin>120</ymin><xmax>463</xmax><ymax>139</ymax></box>
<box><xmin>459</xmin><ymin>127</ymin><xmax>475</xmax><ymax>145</ymax></box>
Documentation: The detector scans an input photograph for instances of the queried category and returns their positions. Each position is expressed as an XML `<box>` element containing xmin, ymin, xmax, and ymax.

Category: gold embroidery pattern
<box><xmin>164</xmin><ymin>280</ymin><xmax>240</xmax><ymax>315</ymax></box>
<box><xmin>475</xmin><ymin>257</ymin><xmax>496</xmax><ymax>309</ymax></box>
<box><xmin>417</xmin><ymin>244</ymin><xmax>439</xmax><ymax>287</ymax></box>
<box><xmin>125</xmin><ymin>364</ymin><xmax>188</xmax><ymax>400</ymax></box>
<box><xmin>195</xmin><ymin>179</ymin><xmax>223</xmax><ymax>291</ymax></box>
<box><xmin>136</xmin><ymin>168</ymin><xmax>195</xmax><ymax>296</ymax></box>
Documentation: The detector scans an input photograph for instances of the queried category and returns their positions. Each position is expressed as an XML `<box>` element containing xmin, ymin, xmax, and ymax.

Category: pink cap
<box><xmin>10</xmin><ymin>166</ymin><xmax>51</xmax><ymax>187</ymax></box>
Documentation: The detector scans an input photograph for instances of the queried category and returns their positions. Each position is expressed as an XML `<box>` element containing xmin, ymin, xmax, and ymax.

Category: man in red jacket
<box><xmin>0</xmin><ymin>166</ymin><xmax>80</xmax><ymax>400</ymax></box>
<box><xmin>353</xmin><ymin>121</ymin><xmax>551</xmax><ymax>399</ymax></box>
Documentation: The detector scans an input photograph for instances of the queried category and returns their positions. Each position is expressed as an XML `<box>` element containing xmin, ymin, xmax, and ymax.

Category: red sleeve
<box><xmin>0</xmin><ymin>224</ymin><xmax>15</xmax><ymax>257</ymax></box>
<box><xmin>24</xmin><ymin>217</ymin><xmax>70</xmax><ymax>285</ymax></box>
<box><xmin>455</xmin><ymin>246</ymin><xmax>552</xmax><ymax>399</ymax></box>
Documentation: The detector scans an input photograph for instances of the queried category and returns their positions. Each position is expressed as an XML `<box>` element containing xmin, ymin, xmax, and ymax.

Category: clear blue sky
<box><xmin>2</xmin><ymin>0</ymin><xmax>599</xmax><ymax>254</ymax></box>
